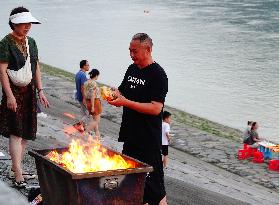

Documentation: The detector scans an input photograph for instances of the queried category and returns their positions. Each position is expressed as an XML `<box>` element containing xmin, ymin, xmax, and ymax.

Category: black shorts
<box><xmin>161</xmin><ymin>145</ymin><xmax>168</xmax><ymax>156</ymax></box>
<box><xmin>122</xmin><ymin>144</ymin><xmax>166</xmax><ymax>205</ymax></box>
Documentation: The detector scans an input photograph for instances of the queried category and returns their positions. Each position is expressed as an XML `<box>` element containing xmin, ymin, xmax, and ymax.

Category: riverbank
<box><xmin>1</xmin><ymin>63</ymin><xmax>279</xmax><ymax>204</ymax></box>
<box><xmin>39</xmin><ymin>63</ymin><xmax>279</xmax><ymax>191</ymax></box>
<box><xmin>40</xmin><ymin>62</ymin><xmax>243</xmax><ymax>142</ymax></box>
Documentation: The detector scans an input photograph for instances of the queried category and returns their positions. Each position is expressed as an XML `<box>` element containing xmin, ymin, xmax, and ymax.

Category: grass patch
<box><xmin>40</xmin><ymin>63</ymin><xmax>107</xmax><ymax>87</ymax></box>
<box><xmin>165</xmin><ymin>105</ymin><xmax>242</xmax><ymax>142</ymax></box>
<box><xmin>40</xmin><ymin>62</ymin><xmax>75</xmax><ymax>82</ymax></box>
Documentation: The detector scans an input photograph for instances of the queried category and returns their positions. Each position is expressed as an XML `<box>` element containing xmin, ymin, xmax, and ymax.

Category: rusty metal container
<box><xmin>29</xmin><ymin>147</ymin><xmax>153</xmax><ymax>205</ymax></box>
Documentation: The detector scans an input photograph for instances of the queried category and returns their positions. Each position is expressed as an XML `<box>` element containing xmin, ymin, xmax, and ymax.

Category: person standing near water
<box><xmin>75</xmin><ymin>60</ymin><xmax>90</xmax><ymax>122</ymax></box>
<box><xmin>84</xmin><ymin>69</ymin><xmax>102</xmax><ymax>137</ymax></box>
<box><xmin>109</xmin><ymin>33</ymin><xmax>168</xmax><ymax>205</ymax></box>
<box><xmin>0</xmin><ymin>6</ymin><xmax>49</xmax><ymax>188</ymax></box>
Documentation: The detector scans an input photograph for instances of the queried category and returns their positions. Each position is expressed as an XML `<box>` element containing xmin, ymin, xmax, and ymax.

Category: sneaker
<box><xmin>14</xmin><ymin>180</ymin><xmax>27</xmax><ymax>188</ymax></box>
<box><xmin>37</xmin><ymin>112</ymin><xmax>48</xmax><ymax>118</ymax></box>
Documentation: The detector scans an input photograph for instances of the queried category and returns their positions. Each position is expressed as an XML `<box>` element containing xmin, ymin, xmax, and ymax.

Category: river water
<box><xmin>1</xmin><ymin>0</ymin><xmax>279</xmax><ymax>142</ymax></box>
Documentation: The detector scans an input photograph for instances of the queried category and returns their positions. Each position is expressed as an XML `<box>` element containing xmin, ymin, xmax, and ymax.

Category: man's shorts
<box><xmin>122</xmin><ymin>144</ymin><xmax>166</xmax><ymax>205</ymax></box>
<box><xmin>161</xmin><ymin>145</ymin><xmax>168</xmax><ymax>156</ymax></box>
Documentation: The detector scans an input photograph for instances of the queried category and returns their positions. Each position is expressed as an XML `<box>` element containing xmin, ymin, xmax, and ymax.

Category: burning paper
<box><xmin>100</xmin><ymin>86</ymin><xmax>117</xmax><ymax>101</ymax></box>
<box><xmin>46</xmin><ymin>137</ymin><xmax>135</xmax><ymax>173</ymax></box>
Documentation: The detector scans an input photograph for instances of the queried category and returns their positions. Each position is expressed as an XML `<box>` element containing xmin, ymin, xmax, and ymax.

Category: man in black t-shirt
<box><xmin>109</xmin><ymin>33</ymin><xmax>168</xmax><ymax>205</ymax></box>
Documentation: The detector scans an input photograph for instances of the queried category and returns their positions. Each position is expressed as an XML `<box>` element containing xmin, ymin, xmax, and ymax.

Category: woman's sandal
<box><xmin>22</xmin><ymin>172</ymin><xmax>36</xmax><ymax>179</ymax></box>
<box><xmin>14</xmin><ymin>180</ymin><xmax>27</xmax><ymax>188</ymax></box>
<box><xmin>9</xmin><ymin>169</ymin><xmax>36</xmax><ymax>179</ymax></box>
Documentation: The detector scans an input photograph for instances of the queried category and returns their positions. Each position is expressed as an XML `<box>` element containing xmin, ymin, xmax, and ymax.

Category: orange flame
<box><xmin>46</xmin><ymin>137</ymin><xmax>136</xmax><ymax>173</ymax></box>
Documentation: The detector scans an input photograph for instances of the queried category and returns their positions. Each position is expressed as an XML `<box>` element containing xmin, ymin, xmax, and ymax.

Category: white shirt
<box><xmin>162</xmin><ymin>121</ymin><xmax>170</xmax><ymax>145</ymax></box>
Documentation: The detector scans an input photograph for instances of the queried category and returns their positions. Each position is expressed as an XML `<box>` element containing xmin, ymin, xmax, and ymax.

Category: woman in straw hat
<box><xmin>0</xmin><ymin>6</ymin><xmax>49</xmax><ymax>188</ymax></box>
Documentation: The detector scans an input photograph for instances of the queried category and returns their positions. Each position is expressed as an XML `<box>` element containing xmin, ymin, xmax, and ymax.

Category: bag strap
<box><xmin>25</xmin><ymin>37</ymin><xmax>30</xmax><ymax>60</ymax></box>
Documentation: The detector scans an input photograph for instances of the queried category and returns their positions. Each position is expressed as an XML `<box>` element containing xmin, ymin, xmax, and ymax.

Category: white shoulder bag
<box><xmin>7</xmin><ymin>37</ymin><xmax>33</xmax><ymax>87</ymax></box>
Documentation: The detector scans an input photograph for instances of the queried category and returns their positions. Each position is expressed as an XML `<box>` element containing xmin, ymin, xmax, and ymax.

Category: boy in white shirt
<box><xmin>162</xmin><ymin>111</ymin><xmax>172</xmax><ymax>167</ymax></box>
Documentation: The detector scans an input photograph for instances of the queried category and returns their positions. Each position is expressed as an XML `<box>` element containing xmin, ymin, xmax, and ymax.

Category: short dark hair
<box><xmin>80</xmin><ymin>60</ymin><xmax>88</xmax><ymax>69</ymax></box>
<box><xmin>163</xmin><ymin>111</ymin><xmax>171</xmax><ymax>120</ymax></box>
<box><xmin>9</xmin><ymin>6</ymin><xmax>29</xmax><ymax>30</ymax></box>
<box><xmin>247</xmin><ymin>121</ymin><xmax>252</xmax><ymax>125</ymax></box>
<box><xmin>89</xmin><ymin>69</ymin><xmax>100</xmax><ymax>79</ymax></box>
<box><xmin>132</xmin><ymin>33</ymin><xmax>153</xmax><ymax>47</ymax></box>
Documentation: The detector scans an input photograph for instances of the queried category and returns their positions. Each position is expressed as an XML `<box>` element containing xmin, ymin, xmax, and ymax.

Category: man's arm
<box><xmin>81</xmin><ymin>84</ymin><xmax>86</xmax><ymax>105</ymax></box>
<box><xmin>108</xmin><ymin>93</ymin><xmax>163</xmax><ymax>115</ymax></box>
<box><xmin>81</xmin><ymin>74</ymin><xmax>88</xmax><ymax>106</ymax></box>
<box><xmin>125</xmin><ymin>99</ymin><xmax>163</xmax><ymax>115</ymax></box>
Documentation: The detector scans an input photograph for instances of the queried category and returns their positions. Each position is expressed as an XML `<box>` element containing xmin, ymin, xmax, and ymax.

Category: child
<box><xmin>83</xmin><ymin>69</ymin><xmax>102</xmax><ymax>137</ymax></box>
<box><xmin>162</xmin><ymin>111</ymin><xmax>172</xmax><ymax>167</ymax></box>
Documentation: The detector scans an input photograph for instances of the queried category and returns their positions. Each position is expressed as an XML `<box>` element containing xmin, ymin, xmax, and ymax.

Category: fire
<box><xmin>46</xmin><ymin>137</ymin><xmax>136</xmax><ymax>173</ymax></box>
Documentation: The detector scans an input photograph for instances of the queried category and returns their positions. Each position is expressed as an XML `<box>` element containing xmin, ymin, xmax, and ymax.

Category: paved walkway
<box><xmin>0</xmin><ymin>180</ymin><xmax>28</xmax><ymax>205</ymax></box>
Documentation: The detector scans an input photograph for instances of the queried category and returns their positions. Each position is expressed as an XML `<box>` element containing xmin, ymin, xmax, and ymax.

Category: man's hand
<box><xmin>108</xmin><ymin>88</ymin><xmax>163</xmax><ymax>115</ymax></box>
<box><xmin>108</xmin><ymin>93</ymin><xmax>128</xmax><ymax>107</ymax></box>
<box><xmin>7</xmin><ymin>95</ymin><xmax>17</xmax><ymax>112</ymax></box>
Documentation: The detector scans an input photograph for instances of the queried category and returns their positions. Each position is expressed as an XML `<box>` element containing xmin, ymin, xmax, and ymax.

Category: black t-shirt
<box><xmin>118</xmin><ymin>62</ymin><xmax>168</xmax><ymax>151</ymax></box>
